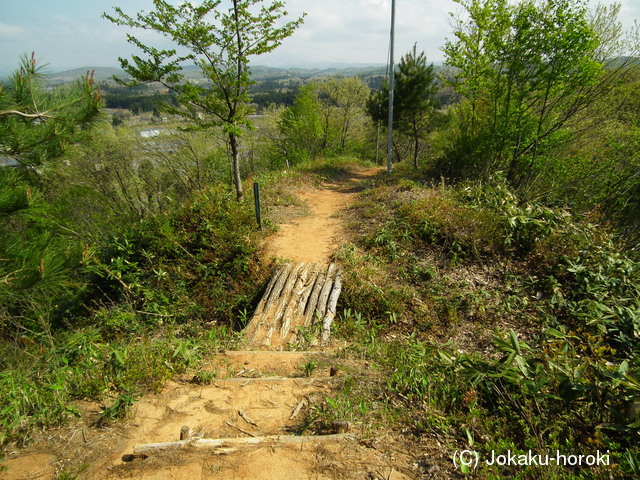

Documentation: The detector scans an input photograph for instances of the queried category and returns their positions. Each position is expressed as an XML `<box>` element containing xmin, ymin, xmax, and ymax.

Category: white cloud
<box><xmin>51</xmin><ymin>14</ymin><xmax>92</xmax><ymax>35</ymax></box>
<box><xmin>0</xmin><ymin>23</ymin><xmax>27</xmax><ymax>38</ymax></box>
<box><xmin>2</xmin><ymin>0</ymin><xmax>638</xmax><ymax>73</ymax></box>
<box><xmin>262</xmin><ymin>0</ymin><xmax>455</xmax><ymax>65</ymax></box>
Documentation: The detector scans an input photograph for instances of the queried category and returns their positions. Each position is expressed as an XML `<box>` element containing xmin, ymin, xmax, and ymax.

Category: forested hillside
<box><xmin>1</xmin><ymin>0</ymin><xmax>639</xmax><ymax>478</ymax></box>
<box><xmin>44</xmin><ymin>64</ymin><xmax>395</xmax><ymax>114</ymax></box>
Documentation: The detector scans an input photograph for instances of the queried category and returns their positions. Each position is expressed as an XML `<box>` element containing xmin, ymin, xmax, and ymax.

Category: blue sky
<box><xmin>1</xmin><ymin>0</ymin><xmax>638</xmax><ymax>75</ymax></box>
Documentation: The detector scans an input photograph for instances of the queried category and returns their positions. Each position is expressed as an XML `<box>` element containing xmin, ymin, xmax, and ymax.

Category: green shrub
<box><xmin>91</xmin><ymin>184</ymin><xmax>269</xmax><ymax>329</ymax></box>
<box><xmin>339</xmin><ymin>172</ymin><xmax>639</xmax><ymax>478</ymax></box>
<box><xmin>396</xmin><ymin>189</ymin><xmax>504</xmax><ymax>258</ymax></box>
<box><xmin>0</xmin><ymin>181</ymin><xmax>270</xmax><ymax>449</ymax></box>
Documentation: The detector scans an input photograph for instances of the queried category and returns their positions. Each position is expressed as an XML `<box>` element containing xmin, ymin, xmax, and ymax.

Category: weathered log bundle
<box><xmin>244</xmin><ymin>262</ymin><xmax>342</xmax><ymax>347</ymax></box>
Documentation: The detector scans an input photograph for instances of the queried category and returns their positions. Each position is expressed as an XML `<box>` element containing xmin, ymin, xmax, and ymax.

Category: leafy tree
<box><xmin>440</xmin><ymin>0</ymin><xmax>634</xmax><ymax>188</ymax></box>
<box><xmin>278</xmin><ymin>78</ymin><xmax>371</xmax><ymax>164</ymax></box>
<box><xmin>368</xmin><ymin>45</ymin><xmax>438</xmax><ymax>168</ymax></box>
<box><xmin>277</xmin><ymin>84</ymin><xmax>323</xmax><ymax>167</ymax></box>
<box><xmin>555</xmin><ymin>66</ymin><xmax>640</xmax><ymax>245</ymax></box>
<box><xmin>316</xmin><ymin>77</ymin><xmax>370</xmax><ymax>154</ymax></box>
<box><xmin>103</xmin><ymin>0</ymin><xmax>305</xmax><ymax>201</ymax></box>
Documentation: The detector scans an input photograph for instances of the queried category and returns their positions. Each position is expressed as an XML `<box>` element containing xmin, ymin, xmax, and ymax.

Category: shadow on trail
<box><xmin>304</xmin><ymin>165</ymin><xmax>385</xmax><ymax>194</ymax></box>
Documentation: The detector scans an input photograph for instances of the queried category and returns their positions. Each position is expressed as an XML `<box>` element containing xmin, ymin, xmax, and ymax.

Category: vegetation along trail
<box><xmin>2</xmin><ymin>0</ymin><xmax>640</xmax><ymax>477</ymax></box>
<box><xmin>0</xmin><ymin>166</ymin><xmax>416</xmax><ymax>480</ymax></box>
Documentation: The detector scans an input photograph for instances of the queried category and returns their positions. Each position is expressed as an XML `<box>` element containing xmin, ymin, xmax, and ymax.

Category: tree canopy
<box><xmin>440</xmin><ymin>0</ymin><xmax>631</xmax><ymax>187</ymax></box>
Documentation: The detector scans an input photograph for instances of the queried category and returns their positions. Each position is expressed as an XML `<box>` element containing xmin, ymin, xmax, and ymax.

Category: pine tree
<box><xmin>367</xmin><ymin>45</ymin><xmax>438</xmax><ymax>169</ymax></box>
<box><xmin>0</xmin><ymin>53</ymin><xmax>101</xmax><ymax>171</ymax></box>
<box><xmin>0</xmin><ymin>54</ymin><xmax>101</xmax><ymax>334</ymax></box>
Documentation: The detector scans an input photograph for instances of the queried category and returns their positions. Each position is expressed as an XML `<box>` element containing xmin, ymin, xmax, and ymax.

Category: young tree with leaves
<box><xmin>441</xmin><ymin>0</ymin><xmax>637</xmax><ymax>188</ymax></box>
<box><xmin>104</xmin><ymin>0</ymin><xmax>305</xmax><ymax>201</ymax></box>
<box><xmin>316</xmin><ymin>77</ymin><xmax>371</xmax><ymax>153</ymax></box>
<box><xmin>277</xmin><ymin>83</ymin><xmax>323</xmax><ymax>167</ymax></box>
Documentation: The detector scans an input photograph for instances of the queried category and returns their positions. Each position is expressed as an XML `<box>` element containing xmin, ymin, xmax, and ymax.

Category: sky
<box><xmin>1</xmin><ymin>0</ymin><xmax>639</xmax><ymax>75</ymax></box>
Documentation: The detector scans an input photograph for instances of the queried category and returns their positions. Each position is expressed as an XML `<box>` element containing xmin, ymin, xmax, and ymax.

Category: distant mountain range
<box><xmin>41</xmin><ymin>64</ymin><xmax>396</xmax><ymax>85</ymax></box>
<box><xmin>42</xmin><ymin>67</ymin><xmax>126</xmax><ymax>85</ymax></box>
<box><xmin>0</xmin><ymin>61</ymin><xmax>455</xmax><ymax>86</ymax></box>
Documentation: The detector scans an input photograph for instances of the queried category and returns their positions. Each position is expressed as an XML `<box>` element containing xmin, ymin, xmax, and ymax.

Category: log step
<box><xmin>134</xmin><ymin>433</ymin><xmax>356</xmax><ymax>454</ymax></box>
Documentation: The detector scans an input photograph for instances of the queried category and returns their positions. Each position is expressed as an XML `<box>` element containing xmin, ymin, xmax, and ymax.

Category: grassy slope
<box><xmin>314</xmin><ymin>163</ymin><xmax>639</xmax><ymax>479</ymax></box>
<box><xmin>1</xmin><ymin>158</ymin><xmax>638</xmax><ymax>479</ymax></box>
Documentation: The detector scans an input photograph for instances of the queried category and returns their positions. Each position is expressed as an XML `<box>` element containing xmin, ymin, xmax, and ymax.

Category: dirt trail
<box><xmin>267</xmin><ymin>167</ymin><xmax>381</xmax><ymax>263</ymax></box>
<box><xmin>0</xmin><ymin>166</ymin><xmax>418</xmax><ymax>480</ymax></box>
<box><xmin>2</xmin><ymin>351</ymin><xmax>408</xmax><ymax>480</ymax></box>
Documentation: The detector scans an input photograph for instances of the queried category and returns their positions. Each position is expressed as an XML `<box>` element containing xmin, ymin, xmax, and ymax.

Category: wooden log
<box><xmin>314</xmin><ymin>264</ymin><xmax>338</xmax><ymax>324</ymax></box>
<box><xmin>244</xmin><ymin>262</ymin><xmax>344</xmax><ymax>346</ymax></box>
<box><xmin>245</xmin><ymin>263</ymin><xmax>293</xmax><ymax>343</ymax></box>
<box><xmin>322</xmin><ymin>268</ymin><xmax>343</xmax><ymax>343</ymax></box>
<box><xmin>251</xmin><ymin>264</ymin><xmax>285</xmax><ymax>318</ymax></box>
<box><xmin>260</xmin><ymin>263</ymin><xmax>306</xmax><ymax>345</ymax></box>
<box><xmin>222</xmin><ymin>350</ymin><xmax>331</xmax><ymax>356</ymax></box>
<box><xmin>249</xmin><ymin>263</ymin><xmax>299</xmax><ymax>345</ymax></box>
<box><xmin>212</xmin><ymin>376</ymin><xmax>341</xmax><ymax>384</ymax></box>
<box><xmin>279</xmin><ymin>263</ymin><xmax>313</xmax><ymax>340</ymax></box>
<box><xmin>255</xmin><ymin>263</ymin><xmax>292</xmax><ymax>318</ymax></box>
<box><xmin>331</xmin><ymin>420</ymin><xmax>350</xmax><ymax>433</ymax></box>
<box><xmin>133</xmin><ymin>433</ymin><xmax>357</xmax><ymax>454</ymax></box>
<box><xmin>290</xmin><ymin>264</ymin><xmax>335</xmax><ymax>345</ymax></box>
<box><xmin>301</xmin><ymin>269</ymin><xmax>326</xmax><ymax>327</ymax></box>
<box><xmin>282</xmin><ymin>263</ymin><xmax>324</xmax><ymax>343</ymax></box>
<box><xmin>294</xmin><ymin>263</ymin><xmax>322</xmax><ymax>319</ymax></box>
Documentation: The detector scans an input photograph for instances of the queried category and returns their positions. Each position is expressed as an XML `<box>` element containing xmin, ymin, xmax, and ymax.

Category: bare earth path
<box><xmin>0</xmin><ymin>166</ymin><xmax>418</xmax><ymax>480</ymax></box>
<box><xmin>267</xmin><ymin>167</ymin><xmax>381</xmax><ymax>263</ymax></box>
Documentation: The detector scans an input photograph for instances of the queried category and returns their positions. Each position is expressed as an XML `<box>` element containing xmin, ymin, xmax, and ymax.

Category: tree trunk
<box><xmin>322</xmin><ymin>112</ymin><xmax>330</xmax><ymax>151</ymax></box>
<box><xmin>412</xmin><ymin>119</ymin><xmax>420</xmax><ymax>170</ymax></box>
<box><xmin>229</xmin><ymin>132</ymin><xmax>244</xmax><ymax>202</ymax></box>
<box><xmin>340</xmin><ymin>110</ymin><xmax>350</xmax><ymax>151</ymax></box>
<box><xmin>230</xmin><ymin>0</ymin><xmax>244</xmax><ymax>202</ymax></box>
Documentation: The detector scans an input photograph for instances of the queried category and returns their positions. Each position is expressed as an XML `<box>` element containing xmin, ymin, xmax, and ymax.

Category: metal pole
<box><xmin>386</xmin><ymin>0</ymin><xmax>396</xmax><ymax>174</ymax></box>
<box><xmin>375</xmin><ymin>119</ymin><xmax>381</xmax><ymax>164</ymax></box>
<box><xmin>253</xmin><ymin>182</ymin><xmax>262</xmax><ymax>230</ymax></box>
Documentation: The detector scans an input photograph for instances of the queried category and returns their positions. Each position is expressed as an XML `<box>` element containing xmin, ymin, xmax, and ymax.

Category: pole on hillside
<box><xmin>253</xmin><ymin>182</ymin><xmax>262</xmax><ymax>230</ymax></box>
<box><xmin>386</xmin><ymin>0</ymin><xmax>396</xmax><ymax>174</ymax></box>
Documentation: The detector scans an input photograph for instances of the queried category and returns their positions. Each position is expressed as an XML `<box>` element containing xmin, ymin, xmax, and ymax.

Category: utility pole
<box><xmin>386</xmin><ymin>0</ymin><xmax>396</xmax><ymax>174</ymax></box>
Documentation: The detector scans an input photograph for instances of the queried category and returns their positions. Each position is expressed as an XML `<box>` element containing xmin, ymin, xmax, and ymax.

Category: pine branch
<box><xmin>0</xmin><ymin>110</ymin><xmax>52</xmax><ymax>119</ymax></box>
